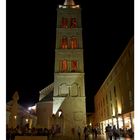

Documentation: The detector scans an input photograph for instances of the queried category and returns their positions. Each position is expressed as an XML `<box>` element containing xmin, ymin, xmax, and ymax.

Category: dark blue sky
<box><xmin>6</xmin><ymin>0</ymin><xmax>134</xmax><ymax>112</ymax></box>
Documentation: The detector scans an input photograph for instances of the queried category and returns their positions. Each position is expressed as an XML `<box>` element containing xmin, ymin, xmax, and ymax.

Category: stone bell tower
<box><xmin>53</xmin><ymin>0</ymin><xmax>86</xmax><ymax>136</ymax></box>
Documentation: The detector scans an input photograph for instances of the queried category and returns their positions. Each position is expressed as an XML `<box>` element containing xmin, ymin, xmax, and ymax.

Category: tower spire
<box><xmin>63</xmin><ymin>0</ymin><xmax>75</xmax><ymax>5</ymax></box>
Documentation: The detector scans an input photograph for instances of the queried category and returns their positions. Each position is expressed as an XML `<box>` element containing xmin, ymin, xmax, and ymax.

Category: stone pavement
<box><xmin>51</xmin><ymin>134</ymin><xmax>134</xmax><ymax>140</ymax></box>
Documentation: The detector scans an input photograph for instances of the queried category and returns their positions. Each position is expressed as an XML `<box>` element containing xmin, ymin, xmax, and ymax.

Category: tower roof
<box><xmin>63</xmin><ymin>0</ymin><xmax>75</xmax><ymax>5</ymax></box>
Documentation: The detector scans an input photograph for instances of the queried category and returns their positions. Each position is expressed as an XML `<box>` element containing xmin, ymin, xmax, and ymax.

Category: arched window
<box><xmin>61</xmin><ymin>17</ymin><xmax>68</xmax><ymax>28</ymax></box>
<box><xmin>70</xmin><ymin>18</ymin><xmax>77</xmax><ymax>28</ymax></box>
<box><xmin>59</xmin><ymin>83</ymin><xmax>69</xmax><ymax>96</ymax></box>
<box><xmin>61</xmin><ymin>36</ymin><xmax>68</xmax><ymax>49</ymax></box>
<box><xmin>70</xmin><ymin>83</ymin><xmax>78</xmax><ymax>96</ymax></box>
<box><xmin>70</xmin><ymin>37</ymin><xmax>77</xmax><ymax>49</ymax></box>
<box><xmin>60</xmin><ymin>60</ymin><xmax>67</xmax><ymax>72</ymax></box>
<box><xmin>71</xmin><ymin>60</ymin><xmax>77</xmax><ymax>72</ymax></box>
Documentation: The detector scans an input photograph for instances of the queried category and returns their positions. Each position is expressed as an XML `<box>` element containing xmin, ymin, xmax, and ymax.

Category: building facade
<box><xmin>7</xmin><ymin>99</ymin><xmax>37</xmax><ymax>129</ymax></box>
<box><xmin>36</xmin><ymin>83</ymin><xmax>53</xmax><ymax>128</ymax></box>
<box><xmin>53</xmin><ymin>0</ymin><xmax>86</xmax><ymax>136</ymax></box>
<box><xmin>94</xmin><ymin>37</ymin><xmax>134</xmax><ymax>134</ymax></box>
<box><xmin>36</xmin><ymin>0</ymin><xmax>86</xmax><ymax>137</ymax></box>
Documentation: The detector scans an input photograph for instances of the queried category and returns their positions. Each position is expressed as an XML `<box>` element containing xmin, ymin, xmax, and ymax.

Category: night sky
<box><xmin>6</xmin><ymin>0</ymin><xmax>134</xmax><ymax>112</ymax></box>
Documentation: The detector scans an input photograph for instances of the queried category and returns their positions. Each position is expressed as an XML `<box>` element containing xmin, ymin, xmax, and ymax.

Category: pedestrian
<box><xmin>94</xmin><ymin>127</ymin><xmax>98</xmax><ymax>138</ymax></box>
<box><xmin>108</xmin><ymin>127</ymin><xmax>113</xmax><ymax>140</ymax></box>
<box><xmin>105</xmin><ymin>124</ymin><xmax>110</xmax><ymax>139</ymax></box>
<box><xmin>113</xmin><ymin>125</ymin><xmax>119</xmax><ymax>139</ymax></box>
<box><xmin>84</xmin><ymin>126</ymin><xmax>89</xmax><ymax>140</ymax></box>
<box><xmin>77</xmin><ymin>126</ymin><xmax>81</xmax><ymax>140</ymax></box>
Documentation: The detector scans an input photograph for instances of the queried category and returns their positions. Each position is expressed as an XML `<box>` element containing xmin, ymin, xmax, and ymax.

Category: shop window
<box><xmin>61</xmin><ymin>36</ymin><xmax>68</xmax><ymax>49</ymax></box>
<box><xmin>60</xmin><ymin>60</ymin><xmax>67</xmax><ymax>72</ymax></box>
<box><xmin>71</xmin><ymin>60</ymin><xmax>77</xmax><ymax>72</ymax></box>
<box><xmin>70</xmin><ymin>18</ymin><xmax>77</xmax><ymax>28</ymax></box>
<box><xmin>70</xmin><ymin>37</ymin><xmax>77</xmax><ymax>49</ymax></box>
<box><xmin>61</xmin><ymin>17</ymin><xmax>68</xmax><ymax>28</ymax></box>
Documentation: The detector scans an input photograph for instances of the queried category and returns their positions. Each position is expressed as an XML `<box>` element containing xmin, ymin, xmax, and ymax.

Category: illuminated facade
<box><xmin>36</xmin><ymin>0</ymin><xmax>86</xmax><ymax>136</ymax></box>
<box><xmin>53</xmin><ymin>0</ymin><xmax>86</xmax><ymax>136</ymax></box>
<box><xmin>94</xmin><ymin>37</ymin><xmax>134</xmax><ymax>134</ymax></box>
<box><xmin>36</xmin><ymin>83</ymin><xmax>54</xmax><ymax>128</ymax></box>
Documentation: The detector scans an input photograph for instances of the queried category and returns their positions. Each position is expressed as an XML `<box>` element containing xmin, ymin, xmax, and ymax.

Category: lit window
<box><xmin>70</xmin><ymin>37</ymin><xmax>77</xmax><ymax>49</ymax></box>
<box><xmin>61</xmin><ymin>37</ymin><xmax>68</xmax><ymax>49</ymax></box>
<box><xmin>61</xmin><ymin>17</ymin><xmax>68</xmax><ymax>28</ymax></box>
<box><xmin>70</xmin><ymin>18</ymin><xmax>77</xmax><ymax>28</ymax></box>
<box><xmin>71</xmin><ymin>60</ymin><xmax>77</xmax><ymax>72</ymax></box>
<box><xmin>60</xmin><ymin>60</ymin><xmax>67</xmax><ymax>72</ymax></box>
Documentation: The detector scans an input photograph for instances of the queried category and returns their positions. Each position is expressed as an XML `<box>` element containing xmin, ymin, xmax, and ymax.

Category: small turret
<box><xmin>63</xmin><ymin>0</ymin><xmax>75</xmax><ymax>6</ymax></box>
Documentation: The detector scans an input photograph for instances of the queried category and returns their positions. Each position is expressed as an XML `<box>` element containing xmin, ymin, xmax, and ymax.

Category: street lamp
<box><xmin>58</xmin><ymin>109</ymin><xmax>63</xmax><ymax>117</ymax></box>
<box><xmin>25</xmin><ymin>119</ymin><xmax>29</xmax><ymax>123</ymax></box>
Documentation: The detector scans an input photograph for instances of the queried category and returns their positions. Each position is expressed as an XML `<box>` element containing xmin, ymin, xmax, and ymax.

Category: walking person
<box><xmin>94</xmin><ymin>127</ymin><xmax>98</xmax><ymax>139</ymax></box>
<box><xmin>113</xmin><ymin>125</ymin><xmax>120</xmax><ymax>139</ymax></box>
<box><xmin>108</xmin><ymin>126</ymin><xmax>113</xmax><ymax>140</ymax></box>
<box><xmin>105</xmin><ymin>124</ymin><xmax>110</xmax><ymax>140</ymax></box>
<box><xmin>77</xmin><ymin>126</ymin><xmax>81</xmax><ymax>140</ymax></box>
<box><xmin>84</xmin><ymin>126</ymin><xmax>88</xmax><ymax>140</ymax></box>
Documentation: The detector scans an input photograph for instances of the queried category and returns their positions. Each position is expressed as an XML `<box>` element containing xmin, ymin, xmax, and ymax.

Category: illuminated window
<box><xmin>61</xmin><ymin>17</ymin><xmax>68</xmax><ymax>28</ymax></box>
<box><xmin>60</xmin><ymin>60</ymin><xmax>67</xmax><ymax>72</ymax></box>
<box><xmin>70</xmin><ymin>37</ymin><xmax>77</xmax><ymax>49</ymax></box>
<box><xmin>61</xmin><ymin>36</ymin><xmax>68</xmax><ymax>49</ymax></box>
<box><xmin>71</xmin><ymin>60</ymin><xmax>77</xmax><ymax>72</ymax></box>
<box><xmin>70</xmin><ymin>18</ymin><xmax>77</xmax><ymax>28</ymax></box>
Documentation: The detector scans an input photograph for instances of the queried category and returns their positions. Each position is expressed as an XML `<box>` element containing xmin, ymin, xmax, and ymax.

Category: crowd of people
<box><xmin>78</xmin><ymin>124</ymin><xmax>134</xmax><ymax>140</ymax></box>
<box><xmin>6</xmin><ymin>124</ymin><xmax>60</xmax><ymax>140</ymax></box>
<box><xmin>6</xmin><ymin>124</ymin><xmax>134</xmax><ymax>140</ymax></box>
<box><xmin>105</xmin><ymin>124</ymin><xmax>134</xmax><ymax>140</ymax></box>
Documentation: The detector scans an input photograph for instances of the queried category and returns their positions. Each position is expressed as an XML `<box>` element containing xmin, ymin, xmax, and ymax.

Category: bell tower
<box><xmin>53</xmin><ymin>0</ymin><xmax>86</xmax><ymax>136</ymax></box>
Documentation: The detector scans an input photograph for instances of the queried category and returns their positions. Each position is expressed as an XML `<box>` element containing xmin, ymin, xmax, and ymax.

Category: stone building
<box><xmin>6</xmin><ymin>92</ymin><xmax>37</xmax><ymax>129</ymax></box>
<box><xmin>94</xmin><ymin>37</ymin><xmax>134</xmax><ymax>134</ymax></box>
<box><xmin>36</xmin><ymin>0</ymin><xmax>86</xmax><ymax>137</ymax></box>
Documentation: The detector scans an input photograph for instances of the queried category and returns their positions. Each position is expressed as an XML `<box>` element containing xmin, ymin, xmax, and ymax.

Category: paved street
<box><xmin>51</xmin><ymin>134</ymin><xmax>134</xmax><ymax>140</ymax></box>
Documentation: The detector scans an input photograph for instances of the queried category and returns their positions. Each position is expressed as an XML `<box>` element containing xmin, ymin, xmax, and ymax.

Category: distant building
<box><xmin>6</xmin><ymin>100</ymin><xmax>37</xmax><ymax>129</ymax></box>
<box><xmin>86</xmin><ymin>112</ymin><xmax>94</xmax><ymax>127</ymax></box>
<box><xmin>94</xmin><ymin>37</ymin><xmax>134</xmax><ymax>134</ymax></box>
<box><xmin>36</xmin><ymin>83</ymin><xmax>53</xmax><ymax>128</ymax></box>
<box><xmin>36</xmin><ymin>0</ymin><xmax>86</xmax><ymax>137</ymax></box>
